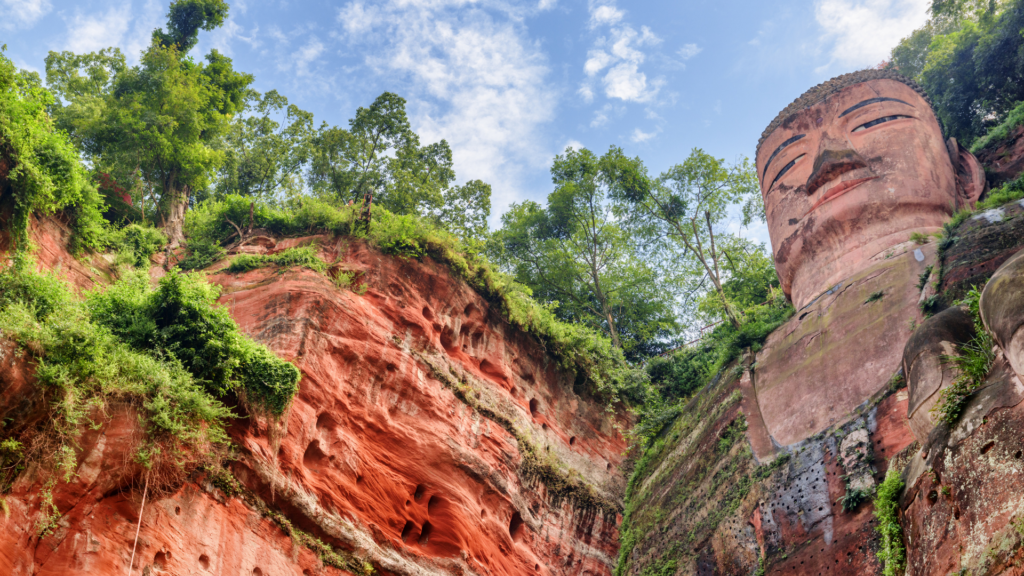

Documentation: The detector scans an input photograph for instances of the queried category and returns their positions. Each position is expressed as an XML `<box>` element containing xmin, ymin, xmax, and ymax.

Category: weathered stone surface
<box><xmin>982</xmin><ymin>248</ymin><xmax>1024</xmax><ymax>383</ymax></box>
<box><xmin>753</xmin><ymin>242</ymin><xmax>931</xmax><ymax>447</ymax></box>
<box><xmin>939</xmin><ymin>198</ymin><xmax>1024</xmax><ymax>304</ymax></box>
<box><xmin>902</xmin><ymin>305</ymin><xmax>975</xmax><ymax>443</ymax></box>
<box><xmin>0</xmin><ymin>229</ymin><xmax>628</xmax><ymax>575</ymax></box>
<box><xmin>901</xmin><ymin>355</ymin><xmax>1024</xmax><ymax>575</ymax></box>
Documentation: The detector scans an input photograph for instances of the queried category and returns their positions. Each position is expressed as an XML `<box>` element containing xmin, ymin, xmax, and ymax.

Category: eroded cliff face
<box><xmin>0</xmin><ymin>220</ymin><xmax>628</xmax><ymax>576</ymax></box>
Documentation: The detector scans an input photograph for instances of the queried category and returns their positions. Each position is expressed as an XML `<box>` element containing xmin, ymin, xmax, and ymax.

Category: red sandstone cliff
<box><xmin>0</xmin><ymin>218</ymin><xmax>628</xmax><ymax>576</ymax></box>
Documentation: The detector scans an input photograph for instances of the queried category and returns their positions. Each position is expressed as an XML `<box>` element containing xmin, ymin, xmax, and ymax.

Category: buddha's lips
<box><xmin>810</xmin><ymin>176</ymin><xmax>877</xmax><ymax>211</ymax></box>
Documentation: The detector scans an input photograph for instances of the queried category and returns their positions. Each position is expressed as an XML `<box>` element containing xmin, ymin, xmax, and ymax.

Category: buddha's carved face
<box><xmin>756</xmin><ymin>79</ymin><xmax>983</xmax><ymax>309</ymax></box>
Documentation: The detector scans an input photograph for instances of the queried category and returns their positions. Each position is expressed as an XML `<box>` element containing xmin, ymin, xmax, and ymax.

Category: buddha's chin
<box><xmin>779</xmin><ymin>197</ymin><xmax>951</xmax><ymax>308</ymax></box>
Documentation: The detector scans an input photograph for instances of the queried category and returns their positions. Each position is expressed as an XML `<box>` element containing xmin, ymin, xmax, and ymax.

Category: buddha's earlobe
<box><xmin>947</xmin><ymin>137</ymin><xmax>987</xmax><ymax>208</ymax></box>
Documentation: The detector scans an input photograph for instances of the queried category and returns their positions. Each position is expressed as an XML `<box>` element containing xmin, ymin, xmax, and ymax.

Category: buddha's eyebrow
<box><xmin>839</xmin><ymin>97</ymin><xmax>912</xmax><ymax>117</ymax></box>
<box><xmin>762</xmin><ymin>134</ymin><xmax>805</xmax><ymax>180</ymax></box>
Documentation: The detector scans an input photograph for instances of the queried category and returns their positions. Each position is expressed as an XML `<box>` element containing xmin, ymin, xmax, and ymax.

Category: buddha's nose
<box><xmin>805</xmin><ymin>136</ymin><xmax>870</xmax><ymax>196</ymax></box>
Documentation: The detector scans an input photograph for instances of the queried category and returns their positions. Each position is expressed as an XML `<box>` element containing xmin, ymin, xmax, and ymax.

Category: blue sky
<box><xmin>2</xmin><ymin>0</ymin><xmax>931</xmax><ymax>242</ymax></box>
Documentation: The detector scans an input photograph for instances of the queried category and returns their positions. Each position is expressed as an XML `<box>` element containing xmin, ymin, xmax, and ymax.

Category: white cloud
<box><xmin>290</xmin><ymin>37</ymin><xmax>326</xmax><ymax>77</ymax></box>
<box><xmin>579</xmin><ymin>12</ymin><xmax>661</xmax><ymax>103</ymax></box>
<box><xmin>584</xmin><ymin>49</ymin><xmax>613</xmax><ymax>76</ymax></box>
<box><xmin>563</xmin><ymin>139</ymin><xmax>584</xmax><ymax>152</ymax></box>
<box><xmin>677</xmin><ymin>43</ymin><xmax>702</xmax><ymax>60</ymax></box>
<box><xmin>815</xmin><ymin>0</ymin><xmax>930</xmax><ymax>69</ymax></box>
<box><xmin>604</xmin><ymin>62</ymin><xmax>649</xmax><ymax>101</ymax></box>
<box><xmin>589</xmin><ymin>4</ymin><xmax>624</xmax><ymax>28</ymax></box>
<box><xmin>62</xmin><ymin>4</ymin><xmax>132</xmax><ymax>54</ymax></box>
<box><xmin>0</xmin><ymin>0</ymin><xmax>51</xmax><ymax>31</ymax></box>
<box><xmin>338</xmin><ymin>2</ymin><xmax>380</xmax><ymax>36</ymax></box>
<box><xmin>631</xmin><ymin>127</ymin><xmax>657</xmax><ymax>143</ymax></box>
<box><xmin>537</xmin><ymin>0</ymin><xmax>557</xmax><ymax>9</ymax></box>
<box><xmin>578</xmin><ymin>82</ymin><xmax>595</xmax><ymax>102</ymax></box>
<box><xmin>345</xmin><ymin>0</ymin><xmax>557</xmax><ymax>219</ymax></box>
<box><xmin>590</xmin><ymin>104</ymin><xmax>612</xmax><ymax>127</ymax></box>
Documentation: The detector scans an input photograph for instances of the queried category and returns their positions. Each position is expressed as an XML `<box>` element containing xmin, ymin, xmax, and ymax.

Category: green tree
<box><xmin>45</xmin><ymin>0</ymin><xmax>252</xmax><ymax>246</ymax></box>
<box><xmin>0</xmin><ymin>47</ymin><xmax>103</xmax><ymax>256</ymax></box>
<box><xmin>305</xmin><ymin>91</ymin><xmax>490</xmax><ymax>238</ymax></box>
<box><xmin>614</xmin><ymin>149</ymin><xmax>760</xmax><ymax>330</ymax></box>
<box><xmin>887</xmin><ymin>0</ymin><xmax>1024</xmax><ymax>144</ymax></box>
<box><xmin>214</xmin><ymin>89</ymin><xmax>313</xmax><ymax>202</ymax></box>
<box><xmin>429</xmin><ymin>179</ymin><xmax>492</xmax><ymax>243</ymax></box>
<box><xmin>491</xmin><ymin>147</ymin><xmax>679</xmax><ymax>358</ymax></box>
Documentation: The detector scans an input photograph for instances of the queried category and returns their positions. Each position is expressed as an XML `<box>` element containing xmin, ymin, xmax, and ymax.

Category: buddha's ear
<box><xmin>947</xmin><ymin>137</ymin><xmax>987</xmax><ymax>207</ymax></box>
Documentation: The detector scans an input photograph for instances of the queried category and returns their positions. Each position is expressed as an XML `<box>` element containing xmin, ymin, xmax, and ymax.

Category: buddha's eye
<box><xmin>852</xmin><ymin>115</ymin><xmax>910</xmax><ymax>132</ymax></box>
<box><xmin>769</xmin><ymin>154</ymin><xmax>805</xmax><ymax>190</ymax></box>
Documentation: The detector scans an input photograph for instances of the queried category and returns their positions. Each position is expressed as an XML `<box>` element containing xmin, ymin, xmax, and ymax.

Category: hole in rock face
<box><xmin>481</xmin><ymin>509</ymin><xmax>486</xmax><ymax>518</ymax></box>
<box><xmin>252</xmin><ymin>569</ymin><xmax>263</xmax><ymax>576</ymax></box>
<box><xmin>981</xmin><ymin>440</ymin><xmax>996</xmax><ymax>454</ymax></box>
<box><xmin>428</xmin><ymin>495</ymin><xmax>445</xmax><ymax>514</ymax></box>
<box><xmin>1015</xmin><ymin>450</ymin><xmax>1022</xmax><ymax>459</ymax></box>
<box><xmin>304</xmin><ymin>571</ymin><xmax>312</xmax><ymax>576</ymax></box>
<box><xmin>418</xmin><ymin>521</ymin><xmax>433</xmax><ymax>545</ymax></box>
<box><xmin>464</xmin><ymin>303</ymin><xmax>479</xmax><ymax>317</ymax></box>
<box><xmin>509</xmin><ymin>511</ymin><xmax>524</xmax><ymax>541</ymax></box>
<box><xmin>414</xmin><ymin>484</ymin><xmax>426</xmax><ymax>502</ymax></box>
<box><xmin>422</xmin><ymin>307</ymin><xmax>435</xmax><ymax>321</ymax></box>
<box><xmin>175</xmin><ymin>506</ymin><xmax>181</xmax><ymax>516</ymax></box>
<box><xmin>401</xmin><ymin>521</ymin><xmax>416</xmax><ymax>542</ymax></box>
<box><xmin>406</xmin><ymin>500</ymin><xmax>411</xmax><ymax>506</ymax></box>
<box><xmin>541</xmin><ymin>423</ymin><xmax>548</xmax><ymax>431</ymax></box>
<box><xmin>569</xmin><ymin>436</ymin><xmax>576</xmax><ymax>446</ymax></box>
<box><xmin>440</xmin><ymin>327</ymin><xmax>457</xmax><ymax>352</ymax></box>
<box><xmin>927</xmin><ymin>490</ymin><xmax>938</xmax><ymax>505</ymax></box>
<box><xmin>529</xmin><ymin>399</ymin><xmax>539</xmax><ymax>417</ymax></box>
<box><xmin>316</xmin><ymin>412</ymin><xmax>338</xmax><ymax>433</ymax></box>
<box><xmin>356</xmin><ymin>475</ymin><xmax>364</xmax><ymax>484</ymax></box>
<box><xmin>199</xmin><ymin>554</ymin><xmax>210</xmax><ymax>570</ymax></box>
<box><xmin>606</xmin><ymin>463</ymin><xmax>612</xmax><ymax>471</ymax></box>
<box><xmin>303</xmin><ymin>441</ymin><xmax>328</xmax><ymax>470</ymax></box>
<box><xmin>535</xmin><ymin>564</ymin><xmax>540</xmax><ymax>571</ymax></box>
<box><xmin>154</xmin><ymin>552</ymin><xmax>167</xmax><ymax>568</ymax></box>
<box><xmin>509</xmin><ymin>386</ymin><xmax>517</xmax><ymax>397</ymax></box>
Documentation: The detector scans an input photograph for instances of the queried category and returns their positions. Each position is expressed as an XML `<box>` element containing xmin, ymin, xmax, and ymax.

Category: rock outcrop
<box><xmin>0</xmin><ymin>220</ymin><xmax>628</xmax><ymax>576</ymax></box>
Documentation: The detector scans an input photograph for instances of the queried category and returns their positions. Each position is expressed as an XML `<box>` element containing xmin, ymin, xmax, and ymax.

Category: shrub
<box><xmin>227</xmin><ymin>246</ymin><xmax>327</xmax><ymax>274</ymax></box>
<box><xmin>971</xmin><ymin>100</ymin><xmax>1024</xmax><ymax>154</ymax></box>
<box><xmin>106</xmin><ymin>224</ymin><xmax>167</xmax><ymax>267</ymax></box>
<box><xmin>932</xmin><ymin>287</ymin><xmax>994</xmax><ymax>424</ymax></box>
<box><xmin>87</xmin><ymin>268</ymin><xmax>300</xmax><ymax>416</ymax></box>
<box><xmin>0</xmin><ymin>265</ymin><xmax>234</xmax><ymax>482</ymax></box>
<box><xmin>976</xmin><ymin>173</ymin><xmax>1024</xmax><ymax>212</ymax></box>
<box><xmin>874</xmin><ymin>468</ymin><xmax>906</xmax><ymax>576</ymax></box>
<box><xmin>177</xmin><ymin>239</ymin><xmax>226</xmax><ymax>271</ymax></box>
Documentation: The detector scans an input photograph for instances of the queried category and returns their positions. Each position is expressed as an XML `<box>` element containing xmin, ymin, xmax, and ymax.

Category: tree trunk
<box><xmin>162</xmin><ymin>188</ymin><xmax>188</xmax><ymax>248</ymax></box>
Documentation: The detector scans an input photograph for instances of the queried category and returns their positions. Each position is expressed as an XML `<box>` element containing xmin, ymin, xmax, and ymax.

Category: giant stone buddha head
<box><xmin>756</xmin><ymin>70</ymin><xmax>986</xmax><ymax>309</ymax></box>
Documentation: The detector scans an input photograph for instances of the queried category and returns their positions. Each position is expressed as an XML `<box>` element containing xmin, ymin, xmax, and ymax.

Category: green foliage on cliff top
<box><xmin>0</xmin><ymin>264</ymin><xmax>233</xmax><ymax>485</ymax></box>
<box><xmin>227</xmin><ymin>245</ymin><xmax>327</xmax><ymax>274</ymax></box>
<box><xmin>0</xmin><ymin>48</ymin><xmax>105</xmax><ymax>257</ymax></box>
<box><xmin>0</xmin><ymin>261</ymin><xmax>299</xmax><ymax>495</ymax></box>
<box><xmin>184</xmin><ymin>194</ymin><xmax>645</xmax><ymax>403</ymax></box>
<box><xmin>971</xmin><ymin>100</ymin><xmax>1024</xmax><ymax>153</ymax></box>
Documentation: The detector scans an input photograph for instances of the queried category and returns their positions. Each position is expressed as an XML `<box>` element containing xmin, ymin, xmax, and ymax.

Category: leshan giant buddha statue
<box><xmin>742</xmin><ymin>70</ymin><xmax>986</xmax><ymax>452</ymax></box>
<box><xmin>756</xmin><ymin>69</ymin><xmax>985</xmax><ymax>309</ymax></box>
